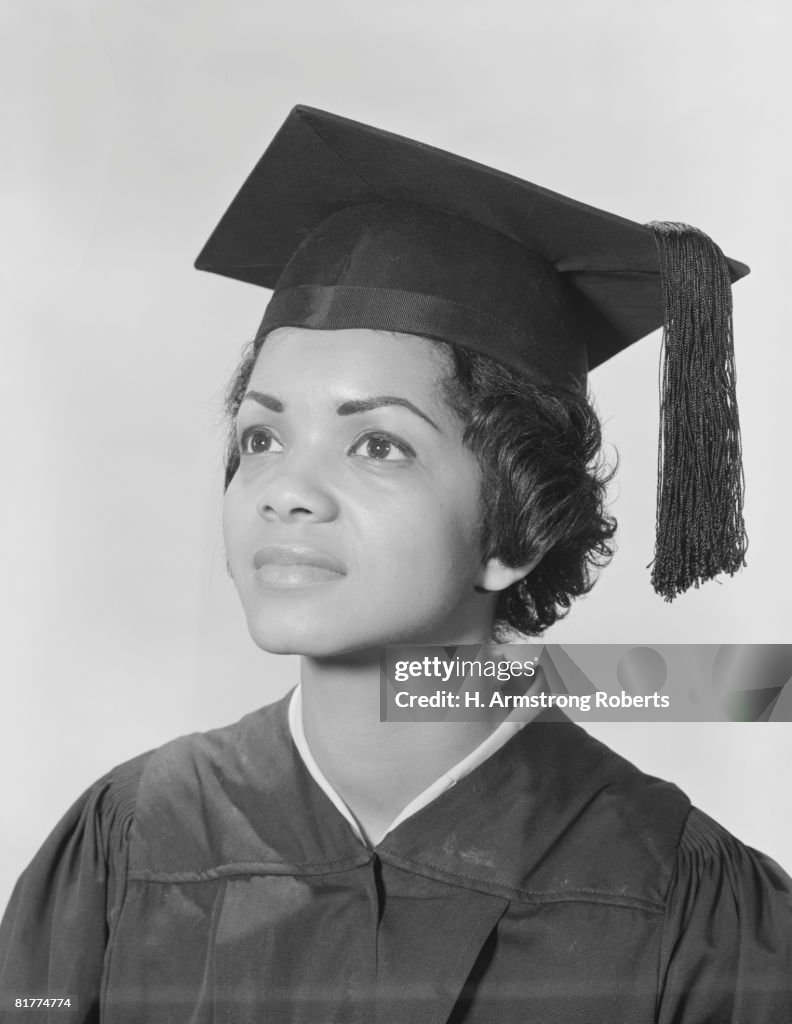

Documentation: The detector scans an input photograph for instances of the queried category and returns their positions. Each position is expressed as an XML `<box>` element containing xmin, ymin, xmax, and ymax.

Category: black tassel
<box><xmin>647</xmin><ymin>221</ymin><xmax>748</xmax><ymax>600</ymax></box>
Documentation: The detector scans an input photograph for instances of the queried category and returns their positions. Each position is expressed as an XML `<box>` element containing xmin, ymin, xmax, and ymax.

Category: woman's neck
<box><xmin>299</xmin><ymin>647</ymin><xmax>506</xmax><ymax>845</ymax></box>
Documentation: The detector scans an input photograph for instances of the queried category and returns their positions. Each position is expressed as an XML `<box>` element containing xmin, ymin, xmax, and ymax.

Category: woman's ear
<box><xmin>476</xmin><ymin>554</ymin><xmax>542</xmax><ymax>593</ymax></box>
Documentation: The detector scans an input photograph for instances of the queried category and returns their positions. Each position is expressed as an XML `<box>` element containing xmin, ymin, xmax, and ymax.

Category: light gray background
<box><xmin>2</xmin><ymin>0</ymin><xmax>790</xmax><ymax>913</ymax></box>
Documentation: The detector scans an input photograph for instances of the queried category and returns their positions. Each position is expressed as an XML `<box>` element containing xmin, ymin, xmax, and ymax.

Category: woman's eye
<box><xmin>239</xmin><ymin>427</ymin><xmax>284</xmax><ymax>456</ymax></box>
<box><xmin>350</xmin><ymin>433</ymin><xmax>414</xmax><ymax>462</ymax></box>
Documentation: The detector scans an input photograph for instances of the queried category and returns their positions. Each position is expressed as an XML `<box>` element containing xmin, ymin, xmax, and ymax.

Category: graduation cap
<box><xmin>195</xmin><ymin>105</ymin><xmax>748</xmax><ymax>601</ymax></box>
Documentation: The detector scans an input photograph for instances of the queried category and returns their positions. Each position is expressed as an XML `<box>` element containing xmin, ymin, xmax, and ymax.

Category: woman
<box><xmin>1</xmin><ymin>106</ymin><xmax>790</xmax><ymax>1022</ymax></box>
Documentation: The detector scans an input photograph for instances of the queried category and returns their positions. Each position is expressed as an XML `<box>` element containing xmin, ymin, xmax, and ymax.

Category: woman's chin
<box><xmin>243</xmin><ymin>614</ymin><xmax>491</xmax><ymax>660</ymax></box>
<box><xmin>244</xmin><ymin>616</ymin><xmax>371</xmax><ymax>659</ymax></box>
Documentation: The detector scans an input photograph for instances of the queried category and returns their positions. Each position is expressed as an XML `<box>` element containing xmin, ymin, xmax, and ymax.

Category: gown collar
<box><xmin>131</xmin><ymin>691</ymin><xmax>688</xmax><ymax>908</ymax></box>
<box><xmin>287</xmin><ymin>683</ymin><xmax>534</xmax><ymax>846</ymax></box>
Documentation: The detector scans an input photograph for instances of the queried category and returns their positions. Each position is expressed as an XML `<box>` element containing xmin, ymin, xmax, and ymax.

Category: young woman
<box><xmin>1</xmin><ymin>106</ymin><xmax>790</xmax><ymax>1023</ymax></box>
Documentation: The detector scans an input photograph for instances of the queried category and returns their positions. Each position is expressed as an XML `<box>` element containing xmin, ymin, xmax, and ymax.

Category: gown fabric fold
<box><xmin>1</xmin><ymin>698</ymin><xmax>790</xmax><ymax>1023</ymax></box>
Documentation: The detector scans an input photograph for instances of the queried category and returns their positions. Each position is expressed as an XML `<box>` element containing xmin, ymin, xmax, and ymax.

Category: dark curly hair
<box><xmin>222</xmin><ymin>332</ymin><xmax>617</xmax><ymax>637</ymax></box>
<box><xmin>437</xmin><ymin>344</ymin><xmax>617</xmax><ymax>636</ymax></box>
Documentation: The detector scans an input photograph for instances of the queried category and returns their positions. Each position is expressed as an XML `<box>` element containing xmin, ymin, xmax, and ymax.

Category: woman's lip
<box><xmin>253</xmin><ymin>563</ymin><xmax>344</xmax><ymax>587</ymax></box>
<box><xmin>252</xmin><ymin>545</ymin><xmax>346</xmax><ymax>578</ymax></box>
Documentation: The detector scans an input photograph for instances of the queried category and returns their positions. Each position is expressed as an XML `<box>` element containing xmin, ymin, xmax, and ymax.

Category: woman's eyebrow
<box><xmin>337</xmin><ymin>396</ymin><xmax>440</xmax><ymax>431</ymax></box>
<box><xmin>241</xmin><ymin>390</ymin><xmax>440</xmax><ymax>431</ymax></box>
<box><xmin>241</xmin><ymin>391</ymin><xmax>284</xmax><ymax>412</ymax></box>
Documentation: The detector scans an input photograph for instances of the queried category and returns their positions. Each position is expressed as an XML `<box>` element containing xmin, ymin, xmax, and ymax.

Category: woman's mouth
<box><xmin>252</xmin><ymin>545</ymin><xmax>346</xmax><ymax>588</ymax></box>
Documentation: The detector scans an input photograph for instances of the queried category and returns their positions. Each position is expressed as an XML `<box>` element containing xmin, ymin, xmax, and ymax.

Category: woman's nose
<box><xmin>255</xmin><ymin>458</ymin><xmax>339</xmax><ymax>524</ymax></box>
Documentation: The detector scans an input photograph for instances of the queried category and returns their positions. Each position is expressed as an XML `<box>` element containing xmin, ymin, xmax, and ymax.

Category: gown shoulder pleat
<box><xmin>0</xmin><ymin>751</ymin><xmax>151</xmax><ymax>1022</ymax></box>
<box><xmin>657</xmin><ymin>807</ymin><xmax>792</xmax><ymax>1022</ymax></box>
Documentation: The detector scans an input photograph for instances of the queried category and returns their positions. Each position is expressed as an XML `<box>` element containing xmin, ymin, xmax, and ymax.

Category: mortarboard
<box><xmin>195</xmin><ymin>105</ymin><xmax>748</xmax><ymax>601</ymax></box>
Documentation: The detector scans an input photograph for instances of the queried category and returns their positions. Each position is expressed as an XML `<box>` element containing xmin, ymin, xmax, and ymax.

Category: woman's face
<box><xmin>223</xmin><ymin>327</ymin><xmax>500</xmax><ymax>658</ymax></box>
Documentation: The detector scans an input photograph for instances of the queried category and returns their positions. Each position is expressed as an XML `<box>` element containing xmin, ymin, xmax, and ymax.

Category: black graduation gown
<box><xmin>1</xmin><ymin>696</ymin><xmax>790</xmax><ymax>1023</ymax></box>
